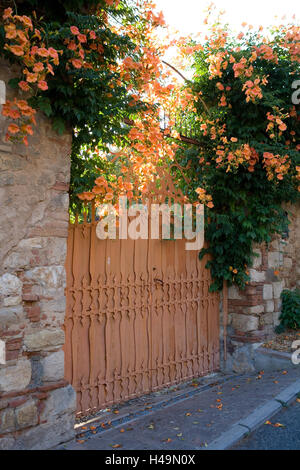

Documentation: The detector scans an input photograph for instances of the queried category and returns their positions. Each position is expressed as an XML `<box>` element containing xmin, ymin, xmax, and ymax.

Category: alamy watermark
<box><xmin>292</xmin><ymin>340</ymin><xmax>300</xmax><ymax>365</ymax></box>
<box><xmin>292</xmin><ymin>80</ymin><xmax>300</xmax><ymax>105</ymax></box>
<box><xmin>96</xmin><ymin>196</ymin><xmax>204</xmax><ymax>251</ymax></box>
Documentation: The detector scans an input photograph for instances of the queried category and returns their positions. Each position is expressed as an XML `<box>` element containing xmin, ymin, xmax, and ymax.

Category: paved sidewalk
<box><xmin>59</xmin><ymin>368</ymin><xmax>300</xmax><ymax>450</ymax></box>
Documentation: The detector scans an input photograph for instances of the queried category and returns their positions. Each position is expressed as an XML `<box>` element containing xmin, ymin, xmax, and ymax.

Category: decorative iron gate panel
<box><xmin>64</xmin><ymin>211</ymin><xmax>220</xmax><ymax>417</ymax></box>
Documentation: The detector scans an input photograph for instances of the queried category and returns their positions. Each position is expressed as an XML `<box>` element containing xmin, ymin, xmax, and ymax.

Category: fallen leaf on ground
<box><xmin>120</xmin><ymin>429</ymin><xmax>125</xmax><ymax>433</ymax></box>
<box><xmin>81</xmin><ymin>426</ymin><xmax>87</xmax><ymax>430</ymax></box>
<box><xmin>90</xmin><ymin>426</ymin><xmax>96</xmax><ymax>430</ymax></box>
<box><xmin>185</xmin><ymin>412</ymin><xmax>191</xmax><ymax>416</ymax></box>
<box><xmin>274</xmin><ymin>423</ymin><xmax>285</xmax><ymax>428</ymax></box>
<box><xmin>112</xmin><ymin>444</ymin><xmax>122</xmax><ymax>448</ymax></box>
<box><xmin>77</xmin><ymin>440</ymin><xmax>85</xmax><ymax>444</ymax></box>
<box><xmin>163</xmin><ymin>438</ymin><xmax>172</xmax><ymax>443</ymax></box>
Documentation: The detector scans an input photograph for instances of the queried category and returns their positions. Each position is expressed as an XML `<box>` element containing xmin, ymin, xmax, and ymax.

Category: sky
<box><xmin>154</xmin><ymin>0</ymin><xmax>298</xmax><ymax>35</ymax></box>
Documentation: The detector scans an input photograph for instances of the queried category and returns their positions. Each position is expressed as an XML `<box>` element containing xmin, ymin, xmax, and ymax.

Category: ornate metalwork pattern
<box><xmin>64</xmin><ymin>207</ymin><xmax>220</xmax><ymax>417</ymax></box>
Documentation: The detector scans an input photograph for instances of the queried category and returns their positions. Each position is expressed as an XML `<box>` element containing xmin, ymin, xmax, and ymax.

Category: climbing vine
<box><xmin>173</xmin><ymin>10</ymin><xmax>300</xmax><ymax>290</ymax></box>
<box><xmin>0</xmin><ymin>0</ymin><xmax>174</xmax><ymax>209</ymax></box>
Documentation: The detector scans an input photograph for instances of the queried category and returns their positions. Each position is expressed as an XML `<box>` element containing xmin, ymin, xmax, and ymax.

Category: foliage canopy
<box><xmin>1</xmin><ymin>3</ymin><xmax>299</xmax><ymax>291</ymax></box>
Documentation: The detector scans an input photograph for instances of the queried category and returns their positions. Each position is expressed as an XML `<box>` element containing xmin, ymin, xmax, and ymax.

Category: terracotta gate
<box><xmin>64</xmin><ymin>207</ymin><xmax>220</xmax><ymax>417</ymax></box>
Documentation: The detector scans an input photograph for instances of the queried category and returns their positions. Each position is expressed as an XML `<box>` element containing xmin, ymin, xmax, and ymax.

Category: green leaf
<box><xmin>52</xmin><ymin>117</ymin><xmax>65</xmax><ymax>135</ymax></box>
<box><xmin>37</xmin><ymin>98</ymin><xmax>53</xmax><ymax>117</ymax></box>
<box><xmin>8</xmin><ymin>77</ymin><xmax>19</xmax><ymax>89</ymax></box>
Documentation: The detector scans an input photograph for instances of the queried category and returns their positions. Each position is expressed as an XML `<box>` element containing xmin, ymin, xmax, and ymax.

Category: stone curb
<box><xmin>254</xmin><ymin>347</ymin><xmax>298</xmax><ymax>371</ymax></box>
<box><xmin>206</xmin><ymin>378</ymin><xmax>300</xmax><ymax>450</ymax></box>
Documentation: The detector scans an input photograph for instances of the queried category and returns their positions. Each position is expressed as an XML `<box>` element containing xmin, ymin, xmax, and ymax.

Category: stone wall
<box><xmin>224</xmin><ymin>202</ymin><xmax>300</xmax><ymax>373</ymax></box>
<box><xmin>0</xmin><ymin>60</ymin><xmax>76</xmax><ymax>449</ymax></box>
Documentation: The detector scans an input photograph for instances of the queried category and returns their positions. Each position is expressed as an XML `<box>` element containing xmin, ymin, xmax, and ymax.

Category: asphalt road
<box><xmin>233</xmin><ymin>398</ymin><xmax>300</xmax><ymax>450</ymax></box>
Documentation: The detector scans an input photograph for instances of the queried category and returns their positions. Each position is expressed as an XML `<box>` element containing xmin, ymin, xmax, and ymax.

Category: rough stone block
<box><xmin>249</xmin><ymin>269</ymin><xmax>266</xmax><ymax>283</ymax></box>
<box><xmin>42</xmin><ymin>350</ymin><xmax>64</xmax><ymax>382</ymax></box>
<box><xmin>0</xmin><ymin>340</ymin><xmax>5</xmax><ymax>365</ymax></box>
<box><xmin>0</xmin><ymin>80</ymin><xmax>5</xmax><ymax>108</ymax></box>
<box><xmin>0</xmin><ymin>359</ymin><xmax>31</xmax><ymax>393</ymax></box>
<box><xmin>16</xmin><ymin>400</ymin><xmax>38</xmax><ymax>429</ymax></box>
<box><xmin>0</xmin><ymin>437</ymin><xmax>15</xmax><ymax>450</ymax></box>
<box><xmin>252</xmin><ymin>249</ymin><xmax>262</xmax><ymax>269</ymax></box>
<box><xmin>228</xmin><ymin>285</ymin><xmax>243</xmax><ymax>300</ymax></box>
<box><xmin>268</xmin><ymin>252</ymin><xmax>279</xmax><ymax>269</ymax></box>
<box><xmin>0</xmin><ymin>408</ymin><xmax>15</xmax><ymax>433</ymax></box>
<box><xmin>224</xmin><ymin>343</ymin><xmax>256</xmax><ymax>374</ymax></box>
<box><xmin>39</xmin><ymin>295</ymin><xmax>66</xmax><ymax>320</ymax></box>
<box><xmin>245</xmin><ymin>305</ymin><xmax>264</xmax><ymax>315</ymax></box>
<box><xmin>11</xmin><ymin>412</ymin><xmax>75</xmax><ymax>450</ymax></box>
<box><xmin>269</xmin><ymin>239</ymin><xmax>280</xmax><ymax>251</ymax></box>
<box><xmin>3</xmin><ymin>295</ymin><xmax>22</xmax><ymax>307</ymax></box>
<box><xmin>283</xmin><ymin>257</ymin><xmax>293</xmax><ymax>269</ymax></box>
<box><xmin>18</xmin><ymin>238</ymin><xmax>43</xmax><ymax>249</ymax></box>
<box><xmin>24</xmin><ymin>329</ymin><xmax>64</xmax><ymax>352</ymax></box>
<box><xmin>273</xmin><ymin>281</ymin><xmax>284</xmax><ymax>299</ymax></box>
<box><xmin>261</xmin><ymin>313</ymin><xmax>274</xmax><ymax>325</ymax></box>
<box><xmin>0</xmin><ymin>273</ymin><xmax>22</xmax><ymax>297</ymax></box>
<box><xmin>41</xmin><ymin>385</ymin><xmax>76</xmax><ymax>422</ymax></box>
<box><xmin>263</xmin><ymin>284</ymin><xmax>273</xmax><ymax>300</ymax></box>
<box><xmin>266</xmin><ymin>268</ymin><xmax>278</xmax><ymax>282</ymax></box>
<box><xmin>232</xmin><ymin>314</ymin><xmax>259</xmax><ymax>332</ymax></box>
<box><xmin>273</xmin><ymin>312</ymin><xmax>281</xmax><ymax>326</ymax></box>
<box><xmin>0</xmin><ymin>305</ymin><xmax>24</xmax><ymax>328</ymax></box>
<box><xmin>274</xmin><ymin>298</ymin><xmax>282</xmax><ymax>312</ymax></box>
<box><xmin>25</xmin><ymin>266</ymin><xmax>65</xmax><ymax>289</ymax></box>
<box><xmin>265</xmin><ymin>300</ymin><xmax>275</xmax><ymax>313</ymax></box>
<box><xmin>3</xmin><ymin>238</ymin><xmax>68</xmax><ymax>271</ymax></box>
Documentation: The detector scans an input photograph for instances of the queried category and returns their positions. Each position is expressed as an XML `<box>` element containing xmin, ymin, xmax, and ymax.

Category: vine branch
<box><xmin>162</xmin><ymin>60</ymin><xmax>210</xmax><ymax>114</ymax></box>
